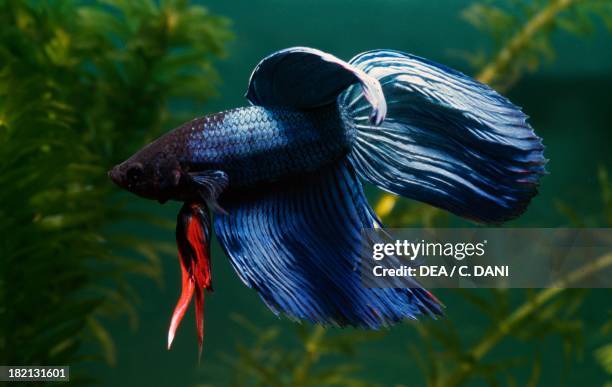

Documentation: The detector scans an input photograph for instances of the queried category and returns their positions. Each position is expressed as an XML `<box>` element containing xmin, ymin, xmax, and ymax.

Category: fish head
<box><xmin>109</xmin><ymin>141</ymin><xmax>182</xmax><ymax>203</ymax></box>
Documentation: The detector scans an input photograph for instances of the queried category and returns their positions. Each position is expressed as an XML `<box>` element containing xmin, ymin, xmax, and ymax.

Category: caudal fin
<box><xmin>338</xmin><ymin>50</ymin><xmax>546</xmax><ymax>224</ymax></box>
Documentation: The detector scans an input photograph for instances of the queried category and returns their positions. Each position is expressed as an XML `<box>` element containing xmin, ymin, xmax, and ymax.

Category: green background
<box><xmin>89</xmin><ymin>0</ymin><xmax>611</xmax><ymax>386</ymax></box>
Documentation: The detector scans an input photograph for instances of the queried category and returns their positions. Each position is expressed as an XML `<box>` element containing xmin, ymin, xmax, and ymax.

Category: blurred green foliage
<box><xmin>0</xmin><ymin>0</ymin><xmax>230</xmax><ymax>382</ymax></box>
<box><xmin>596</xmin><ymin>314</ymin><xmax>612</xmax><ymax>386</ymax></box>
<box><xmin>206</xmin><ymin>315</ymin><xmax>383</xmax><ymax>387</ymax></box>
<box><xmin>463</xmin><ymin>0</ymin><xmax>612</xmax><ymax>90</ymax></box>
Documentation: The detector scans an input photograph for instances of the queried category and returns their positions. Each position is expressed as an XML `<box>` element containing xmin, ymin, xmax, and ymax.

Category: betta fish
<box><xmin>109</xmin><ymin>47</ymin><xmax>546</xmax><ymax>356</ymax></box>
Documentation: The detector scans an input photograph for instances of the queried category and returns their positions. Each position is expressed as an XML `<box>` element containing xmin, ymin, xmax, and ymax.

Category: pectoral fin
<box><xmin>168</xmin><ymin>202</ymin><xmax>213</xmax><ymax>359</ymax></box>
<box><xmin>189</xmin><ymin>170</ymin><xmax>229</xmax><ymax>214</ymax></box>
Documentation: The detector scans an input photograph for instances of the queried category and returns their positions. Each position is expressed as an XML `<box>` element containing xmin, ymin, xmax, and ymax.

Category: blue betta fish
<box><xmin>109</xmin><ymin>47</ymin><xmax>546</xmax><ymax>355</ymax></box>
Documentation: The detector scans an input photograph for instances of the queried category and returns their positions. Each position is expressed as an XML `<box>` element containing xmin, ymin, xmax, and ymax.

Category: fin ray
<box><xmin>214</xmin><ymin>160</ymin><xmax>442</xmax><ymax>327</ymax></box>
<box><xmin>168</xmin><ymin>203</ymin><xmax>213</xmax><ymax>352</ymax></box>
<box><xmin>339</xmin><ymin>50</ymin><xmax>546</xmax><ymax>223</ymax></box>
<box><xmin>246</xmin><ymin>46</ymin><xmax>386</xmax><ymax>124</ymax></box>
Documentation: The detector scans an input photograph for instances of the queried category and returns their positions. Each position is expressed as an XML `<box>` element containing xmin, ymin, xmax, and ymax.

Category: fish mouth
<box><xmin>108</xmin><ymin>166</ymin><xmax>123</xmax><ymax>187</ymax></box>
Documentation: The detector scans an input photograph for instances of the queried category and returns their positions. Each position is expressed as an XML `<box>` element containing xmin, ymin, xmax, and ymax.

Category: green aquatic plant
<box><xmin>209</xmin><ymin>315</ymin><xmax>382</xmax><ymax>387</ymax></box>
<box><xmin>413</xmin><ymin>265</ymin><xmax>611</xmax><ymax>386</ymax></box>
<box><xmin>412</xmin><ymin>166</ymin><xmax>612</xmax><ymax>387</ymax></box>
<box><xmin>595</xmin><ymin>313</ymin><xmax>612</xmax><ymax>387</ymax></box>
<box><xmin>594</xmin><ymin>172</ymin><xmax>612</xmax><ymax>387</ymax></box>
<box><xmin>464</xmin><ymin>0</ymin><xmax>612</xmax><ymax>90</ymax></box>
<box><xmin>0</xmin><ymin>0</ymin><xmax>230</xmax><ymax>381</ymax></box>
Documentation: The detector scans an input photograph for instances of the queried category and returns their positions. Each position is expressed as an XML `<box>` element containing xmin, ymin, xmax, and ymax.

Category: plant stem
<box><xmin>375</xmin><ymin>193</ymin><xmax>398</xmax><ymax>220</ymax></box>
<box><xmin>440</xmin><ymin>253</ymin><xmax>612</xmax><ymax>386</ymax></box>
<box><xmin>292</xmin><ymin>325</ymin><xmax>326</xmax><ymax>384</ymax></box>
<box><xmin>476</xmin><ymin>0</ymin><xmax>578</xmax><ymax>85</ymax></box>
<box><xmin>373</xmin><ymin>0</ymin><xmax>579</xmax><ymax>220</ymax></box>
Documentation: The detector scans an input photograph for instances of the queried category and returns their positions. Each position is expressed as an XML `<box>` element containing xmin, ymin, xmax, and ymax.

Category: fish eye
<box><xmin>126</xmin><ymin>164</ymin><xmax>143</xmax><ymax>182</ymax></box>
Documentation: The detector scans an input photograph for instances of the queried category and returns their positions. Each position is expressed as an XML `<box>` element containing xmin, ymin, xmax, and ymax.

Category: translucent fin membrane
<box><xmin>169</xmin><ymin>203</ymin><xmax>212</xmax><ymax>359</ymax></box>
<box><xmin>339</xmin><ymin>50</ymin><xmax>546</xmax><ymax>223</ymax></box>
<box><xmin>214</xmin><ymin>160</ymin><xmax>442</xmax><ymax>328</ymax></box>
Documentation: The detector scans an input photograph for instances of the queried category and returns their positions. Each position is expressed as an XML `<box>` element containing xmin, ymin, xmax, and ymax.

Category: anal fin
<box><xmin>214</xmin><ymin>160</ymin><xmax>442</xmax><ymax>328</ymax></box>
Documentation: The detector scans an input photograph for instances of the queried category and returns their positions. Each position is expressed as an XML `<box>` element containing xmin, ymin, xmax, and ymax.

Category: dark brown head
<box><xmin>109</xmin><ymin>140</ymin><xmax>183</xmax><ymax>203</ymax></box>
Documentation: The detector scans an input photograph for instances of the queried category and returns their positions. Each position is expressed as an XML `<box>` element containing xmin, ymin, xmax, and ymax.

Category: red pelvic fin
<box><xmin>168</xmin><ymin>202</ymin><xmax>213</xmax><ymax>355</ymax></box>
<box><xmin>185</xmin><ymin>204</ymin><xmax>213</xmax><ymax>292</ymax></box>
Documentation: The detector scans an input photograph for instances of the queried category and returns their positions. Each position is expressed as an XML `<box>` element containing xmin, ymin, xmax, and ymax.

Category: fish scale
<box><xmin>175</xmin><ymin>104</ymin><xmax>352</xmax><ymax>188</ymax></box>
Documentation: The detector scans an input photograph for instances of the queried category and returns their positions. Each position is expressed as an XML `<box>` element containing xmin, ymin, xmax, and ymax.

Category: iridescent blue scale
<box><xmin>181</xmin><ymin>104</ymin><xmax>352</xmax><ymax>187</ymax></box>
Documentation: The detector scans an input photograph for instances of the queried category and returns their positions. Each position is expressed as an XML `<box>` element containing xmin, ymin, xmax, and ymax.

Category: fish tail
<box><xmin>338</xmin><ymin>50</ymin><xmax>546</xmax><ymax>223</ymax></box>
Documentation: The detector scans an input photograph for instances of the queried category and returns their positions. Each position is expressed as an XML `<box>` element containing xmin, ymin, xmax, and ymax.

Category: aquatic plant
<box><xmin>596</xmin><ymin>313</ymin><xmax>612</xmax><ymax>387</ymax></box>
<box><xmin>0</xmin><ymin>0</ymin><xmax>230</xmax><ymax>382</ymax></box>
<box><xmin>408</xmin><ymin>168</ymin><xmax>612</xmax><ymax>387</ymax></box>
<box><xmin>210</xmin><ymin>316</ymin><xmax>382</xmax><ymax>387</ymax></box>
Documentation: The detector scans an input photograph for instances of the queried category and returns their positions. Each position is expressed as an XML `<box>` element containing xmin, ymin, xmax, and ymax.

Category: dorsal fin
<box><xmin>246</xmin><ymin>46</ymin><xmax>386</xmax><ymax>124</ymax></box>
